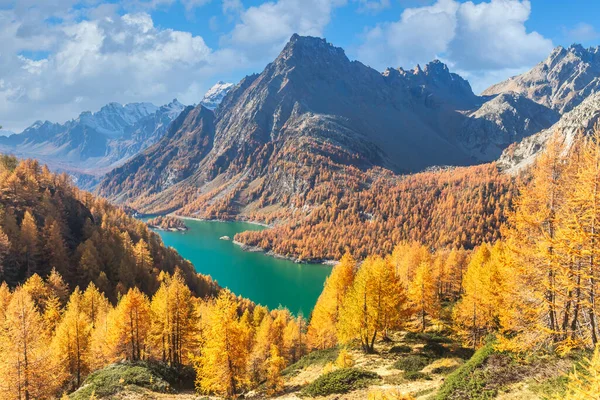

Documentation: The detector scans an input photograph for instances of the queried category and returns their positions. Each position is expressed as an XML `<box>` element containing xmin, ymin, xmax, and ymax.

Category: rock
<box><xmin>220</xmin><ymin>236</ymin><xmax>231</xmax><ymax>241</ymax></box>
<box><xmin>498</xmin><ymin>92</ymin><xmax>600</xmax><ymax>173</ymax></box>
<box><xmin>483</xmin><ymin>44</ymin><xmax>600</xmax><ymax>114</ymax></box>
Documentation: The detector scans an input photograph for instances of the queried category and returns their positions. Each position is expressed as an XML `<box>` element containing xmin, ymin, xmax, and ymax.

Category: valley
<box><xmin>146</xmin><ymin>218</ymin><xmax>330</xmax><ymax>314</ymax></box>
<box><xmin>1</xmin><ymin>11</ymin><xmax>600</xmax><ymax>399</ymax></box>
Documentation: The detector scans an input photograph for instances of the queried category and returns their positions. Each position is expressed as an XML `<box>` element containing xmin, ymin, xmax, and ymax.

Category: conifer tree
<box><xmin>338</xmin><ymin>256</ymin><xmax>410</xmax><ymax>353</ymax></box>
<box><xmin>265</xmin><ymin>345</ymin><xmax>286</xmax><ymax>395</ymax></box>
<box><xmin>106</xmin><ymin>287</ymin><xmax>150</xmax><ymax>361</ymax></box>
<box><xmin>408</xmin><ymin>261</ymin><xmax>439</xmax><ymax>332</ymax></box>
<box><xmin>52</xmin><ymin>288</ymin><xmax>92</xmax><ymax>386</ymax></box>
<box><xmin>20</xmin><ymin>211</ymin><xmax>39</xmax><ymax>278</ymax></box>
<box><xmin>0</xmin><ymin>287</ymin><xmax>61</xmax><ymax>399</ymax></box>
<box><xmin>194</xmin><ymin>291</ymin><xmax>250</xmax><ymax>397</ymax></box>
<box><xmin>307</xmin><ymin>253</ymin><xmax>356</xmax><ymax>349</ymax></box>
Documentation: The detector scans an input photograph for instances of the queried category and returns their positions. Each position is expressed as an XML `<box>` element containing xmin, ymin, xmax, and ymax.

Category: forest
<box><xmin>2</xmin><ymin>128</ymin><xmax>600</xmax><ymax>398</ymax></box>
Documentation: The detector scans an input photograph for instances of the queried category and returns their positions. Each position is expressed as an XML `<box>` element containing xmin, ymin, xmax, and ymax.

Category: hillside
<box><xmin>0</xmin><ymin>155</ymin><xmax>217</xmax><ymax>299</ymax></box>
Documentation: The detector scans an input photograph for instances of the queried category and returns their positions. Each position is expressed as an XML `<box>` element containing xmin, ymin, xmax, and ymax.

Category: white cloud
<box><xmin>0</xmin><ymin>10</ymin><xmax>230</xmax><ymax>131</ymax></box>
<box><xmin>563</xmin><ymin>22</ymin><xmax>600</xmax><ymax>43</ymax></box>
<box><xmin>356</xmin><ymin>0</ymin><xmax>553</xmax><ymax>88</ymax></box>
<box><xmin>225</xmin><ymin>0</ymin><xmax>347</xmax><ymax>60</ymax></box>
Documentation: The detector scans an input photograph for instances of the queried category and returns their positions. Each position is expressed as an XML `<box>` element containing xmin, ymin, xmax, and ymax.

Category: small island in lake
<box><xmin>147</xmin><ymin>215</ymin><xmax>188</xmax><ymax>231</ymax></box>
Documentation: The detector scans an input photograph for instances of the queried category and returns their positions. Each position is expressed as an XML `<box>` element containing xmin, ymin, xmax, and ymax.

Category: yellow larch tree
<box><xmin>265</xmin><ymin>344</ymin><xmax>286</xmax><ymax>396</ymax></box>
<box><xmin>20</xmin><ymin>210</ymin><xmax>39</xmax><ymax>277</ymax></box>
<box><xmin>338</xmin><ymin>256</ymin><xmax>410</xmax><ymax>353</ymax></box>
<box><xmin>0</xmin><ymin>287</ymin><xmax>62</xmax><ymax>399</ymax></box>
<box><xmin>307</xmin><ymin>253</ymin><xmax>356</xmax><ymax>349</ymax></box>
<box><xmin>149</xmin><ymin>270</ymin><xmax>198</xmax><ymax>366</ymax></box>
<box><xmin>106</xmin><ymin>287</ymin><xmax>151</xmax><ymax>361</ymax></box>
<box><xmin>52</xmin><ymin>288</ymin><xmax>92</xmax><ymax>386</ymax></box>
<box><xmin>407</xmin><ymin>260</ymin><xmax>439</xmax><ymax>332</ymax></box>
<box><xmin>501</xmin><ymin>133</ymin><xmax>567</xmax><ymax>347</ymax></box>
<box><xmin>194</xmin><ymin>291</ymin><xmax>251</xmax><ymax>398</ymax></box>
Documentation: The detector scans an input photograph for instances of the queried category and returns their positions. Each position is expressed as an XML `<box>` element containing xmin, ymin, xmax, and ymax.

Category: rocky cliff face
<box><xmin>0</xmin><ymin>99</ymin><xmax>185</xmax><ymax>186</ymax></box>
<box><xmin>460</xmin><ymin>93</ymin><xmax>560</xmax><ymax>160</ymax></box>
<box><xmin>483</xmin><ymin>44</ymin><xmax>600</xmax><ymax>114</ymax></box>
<box><xmin>97</xmin><ymin>35</ymin><xmax>556</xmax><ymax>215</ymax></box>
<box><xmin>498</xmin><ymin>92</ymin><xmax>600</xmax><ymax>173</ymax></box>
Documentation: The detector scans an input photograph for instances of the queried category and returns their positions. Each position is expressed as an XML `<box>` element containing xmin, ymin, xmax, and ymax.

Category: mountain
<box><xmin>0</xmin><ymin>129</ymin><xmax>14</xmax><ymax>137</ymax></box>
<box><xmin>0</xmin><ymin>99</ymin><xmax>185</xmax><ymax>187</ymax></box>
<box><xmin>483</xmin><ymin>44</ymin><xmax>600</xmax><ymax>114</ymax></box>
<box><xmin>98</xmin><ymin>35</ymin><xmax>553</xmax><ymax>215</ymax></box>
<box><xmin>499</xmin><ymin>91</ymin><xmax>600</xmax><ymax>173</ymax></box>
<box><xmin>200</xmin><ymin>81</ymin><xmax>234</xmax><ymax>110</ymax></box>
<box><xmin>459</xmin><ymin>93</ymin><xmax>560</xmax><ymax>160</ymax></box>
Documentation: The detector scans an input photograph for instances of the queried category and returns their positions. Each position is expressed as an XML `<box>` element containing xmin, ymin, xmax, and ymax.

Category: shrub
<box><xmin>389</xmin><ymin>345</ymin><xmax>412</xmax><ymax>354</ymax></box>
<box><xmin>422</xmin><ymin>342</ymin><xmax>448</xmax><ymax>358</ymax></box>
<box><xmin>392</xmin><ymin>355</ymin><xmax>430</xmax><ymax>372</ymax></box>
<box><xmin>283</xmin><ymin>347</ymin><xmax>339</xmax><ymax>376</ymax></box>
<box><xmin>300</xmin><ymin>368</ymin><xmax>379</xmax><ymax>397</ymax></box>
<box><xmin>404</xmin><ymin>371</ymin><xmax>432</xmax><ymax>381</ymax></box>
<box><xmin>405</xmin><ymin>332</ymin><xmax>452</xmax><ymax>344</ymax></box>
<box><xmin>69</xmin><ymin>362</ymin><xmax>177</xmax><ymax>400</ymax></box>
<box><xmin>434</xmin><ymin>341</ymin><xmax>496</xmax><ymax>400</ymax></box>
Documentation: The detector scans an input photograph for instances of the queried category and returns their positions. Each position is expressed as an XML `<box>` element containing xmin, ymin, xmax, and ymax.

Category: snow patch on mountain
<box><xmin>200</xmin><ymin>81</ymin><xmax>234</xmax><ymax>110</ymax></box>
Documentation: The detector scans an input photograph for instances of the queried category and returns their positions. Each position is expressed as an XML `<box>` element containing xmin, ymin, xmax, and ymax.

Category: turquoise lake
<box><xmin>149</xmin><ymin>219</ymin><xmax>331</xmax><ymax>315</ymax></box>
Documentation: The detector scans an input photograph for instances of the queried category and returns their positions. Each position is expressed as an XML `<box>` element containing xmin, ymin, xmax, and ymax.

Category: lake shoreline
<box><xmin>172</xmin><ymin>215</ymin><xmax>338</xmax><ymax>266</ymax></box>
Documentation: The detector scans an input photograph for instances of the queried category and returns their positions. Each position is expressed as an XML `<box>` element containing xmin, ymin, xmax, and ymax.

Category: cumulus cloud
<box><xmin>225</xmin><ymin>0</ymin><xmax>347</xmax><ymax>60</ymax></box>
<box><xmin>356</xmin><ymin>0</ymin><xmax>553</xmax><ymax>90</ymax></box>
<box><xmin>0</xmin><ymin>9</ymin><xmax>232</xmax><ymax>131</ymax></box>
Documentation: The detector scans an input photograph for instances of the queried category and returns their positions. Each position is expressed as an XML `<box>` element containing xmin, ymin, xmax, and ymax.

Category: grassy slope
<box><xmin>70</xmin><ymin>331</ymin><xmax>580</xmax><ymax>399</ymax></box>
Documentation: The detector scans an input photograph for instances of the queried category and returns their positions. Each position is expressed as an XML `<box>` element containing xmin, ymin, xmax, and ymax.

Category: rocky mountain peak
<box><xmin>484</xmin><ymin>43</ymin><xmax>600</xmax><ymax>113</ymax></box>
<box><xmin>275</xmin><ymin>34</ymin><xmax>349</xmax><ymax>69</ymax></box>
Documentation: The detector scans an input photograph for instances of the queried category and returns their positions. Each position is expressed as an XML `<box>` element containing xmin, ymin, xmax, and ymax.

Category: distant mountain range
<box><xmin>0</xmin><ymin>82</ymin><xmax>235</xmax><ymax>189</ymax></box>
<box><xmin>96</xmin><ymin>34</ymin><xmax>568</xmax><ymax>215</ymax></box>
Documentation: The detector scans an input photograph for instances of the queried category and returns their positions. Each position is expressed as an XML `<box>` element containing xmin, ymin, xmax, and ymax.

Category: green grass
<box><xmin>434</xmin><ymin>340</ymin><xmax>496</xmax><ymax>400</ymax></box>
<box><xmin>300</xmin><ymin>368</ymin><xmax>379</xmax><ymax>397</ymax></box>
<box><xmin>392</xmin><ymin>355</ymin><xmax>431</xmax><ymax>372</ymax></box>
<box><xmin>69</xmin><ymin>361</ymin><xmax>189</xmax><ymax>399</ymax></box>
<box><xmin>283</xmin><ymin>347</ymin><xmax>340</xmax><ymax>376</ymax></box>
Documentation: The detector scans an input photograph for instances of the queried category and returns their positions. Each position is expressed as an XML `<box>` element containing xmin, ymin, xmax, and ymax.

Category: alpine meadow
<box><xmin>2</xmin><ymin>1</ymin><xmax>600</xmax><ymax>399</ymax></box>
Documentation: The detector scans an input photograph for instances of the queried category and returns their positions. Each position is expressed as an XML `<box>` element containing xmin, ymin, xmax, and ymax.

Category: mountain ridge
<box><xmin>98</xmin><ymin>35</ymin><xmax>559</xmax><ymax>215</ymax></box>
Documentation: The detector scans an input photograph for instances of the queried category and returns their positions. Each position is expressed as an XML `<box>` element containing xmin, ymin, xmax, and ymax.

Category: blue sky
<box><xmin>0</xmin><ymin>0</ymin><xmax>599</xmax><ymax>131</ymax></box>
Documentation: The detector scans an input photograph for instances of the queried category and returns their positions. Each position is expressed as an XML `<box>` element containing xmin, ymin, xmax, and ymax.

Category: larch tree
<box><xmin>0</xmin><ymin>287</ymin><xmax>62</xmax><ymax>399</ymax></box>
<box><xmin>194</xmin><ymin>291</ymin><xmax>251</xmax><ymax>398</ymax></box>
<box><xmin>52</xmin><ymin>288</ymin><xmax>92</xmax><ymax>386</ymax></box>
<box><xmin>503</xmin><ymin>133</ymin><xmax>567</xmax><ymax>346</ymax></box>
<box><xmin>454</xmin><ymin>243</ymin><xmax>505</xmax><ymax>348</ymax></box>
<box><xmin>106</xmin><ymin>287</ymin><xmax>151</xmax><ymax>361</ymax></box>
<box><xmin>307</xmin><ymin>253</ymin><xmax>356</xmax><ymax>349</ymax></box>
<box><xmin>337</xmin><ymin>256</ymin><xmax>410</xmax><ymax>353</ymax></box>
<box><xmin>407</xmin><ymin>260</ymin><xmax>439</xmax><ymax>332</ymax></box>
<box><xmin>149</xmin><ymin>270</ymin><xmax>198</xmax><ymax>366</ymax></box>
<box><xmin>20</xmin><ymin>211</ymin><xmax>39</xmax><ymax>278</ymax></box>
<box><xmin>265</xmin><ymin>344</ymin><xmax>286</xmax><ymax>396</ymax></box>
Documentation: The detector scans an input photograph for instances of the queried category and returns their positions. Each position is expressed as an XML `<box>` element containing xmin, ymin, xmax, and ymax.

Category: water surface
<box><xmin>149</xmin><ymin>219</ymin><xmax>331</xmax><ymax>315</ymax></box>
